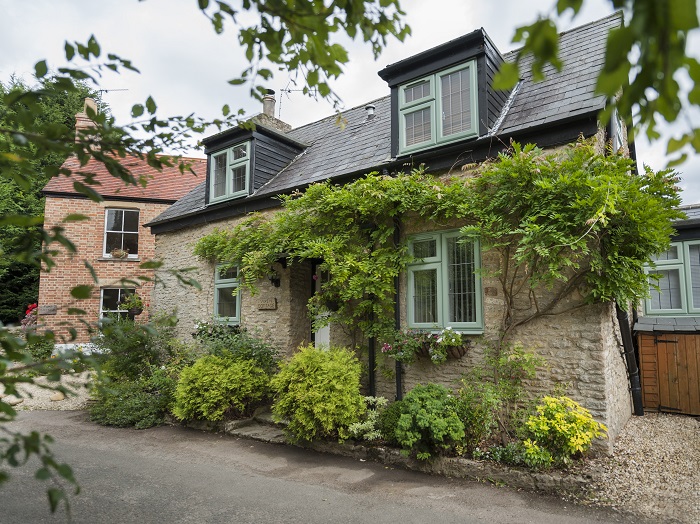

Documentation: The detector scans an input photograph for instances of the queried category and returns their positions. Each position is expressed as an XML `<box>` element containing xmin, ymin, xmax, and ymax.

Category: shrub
<box><xmin>25</xmin><ymin>335</ymin><xmax>54</xmax><ymax>362</ymax></box>
<box><xmin>523</xmin><ymin>396</ymin><xmax>607</xmax><ymax>466</ymax></box>
<box><xmin>96</xmin><ymin>315</ymin><xmax>177</xmax><ymax>380</ymax></box>
<box><xmin>89</xmin><ymin>367</ymin><xmax>176</xmax><ymax>429</ymax></box>
<box><xmin>376</xmin><ymin>399</ymin><xmax>405</xmax><ymax>446</ymax></box>
<box><xmin>394</xmin><ymin>383</ymin><xmax>465</xmax><ymax>460</ymax></box>
<box><xmin>172</xmin><ymin>355</ymin><xmax>269</xmax><ymax>422</ymax></box>
<box><xmin>270</xmin><ymin>345</ymin><xmax>365</xmax><ymax>442</ymax></box>
<box><xmin>348</xmin><ymin>396</ymin><xmax>388</xmax><ymax>441</ymax></box>
<box><xmin>194</xmin><ymin>321</ymin><xmax>279</xmax><ymax>374</ymax></box>
<box><xmin>454</xmin><ymin>380</ymin><xmax>501</xmax><ymax>455</ymax></box>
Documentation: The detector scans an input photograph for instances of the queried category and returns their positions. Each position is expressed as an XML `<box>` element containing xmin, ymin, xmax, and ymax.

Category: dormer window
<box><xmin>209</xmin><ymin>141</ymin><xmax>250</xmax><ymax>202</ymax></box>
<box><xmin>399</xmin><ymin>61</ymin><xmax>479</xmax><ymax>155</ymax></box>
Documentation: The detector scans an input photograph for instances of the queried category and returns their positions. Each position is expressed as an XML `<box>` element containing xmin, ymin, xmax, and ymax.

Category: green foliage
<box><xmin>89</xmin><ymin>368</ymin><xmax>176</xmax><ymax>429</ymax></box>
<box><xmin>348</xmin><ymin>396</ymin><xmax>389</xmax><ymax>441</ymax></box>
<box><xmin>25</xmin><ymin>336</ymin><xmax>54</xmax><ymax>363</ymax></box>
<box><xmin>497</xmin><ymin>1</ymin><xmax>700</xmax><ymax>166</ymax></box>
<box><xmin>270</xmin><ymin>345</ymin><xmax>365</xmax><ymax>442</ymax></box>
<box><xmin>172</xmin><ymin>356</ymin><xmax>269</xmax><ymax>422</ymax></box>
<box><xmin>376</xmin><ymin>399</ymin><xmax>405</xmax><ymax>446</ymax></box>
<box><xmin>96</xmin><ymin>315</ymin><xmax>176</xmax><ymax>381</ymax></box>
<box><xmin>454</xmin><ymin>380</ymin><xmax>501</xmax><ymax>455</ymax></box>
<box><xmin>195</xmin><ymin>171</ymin><xmax>467</xmax><ymax>339</ymax></box>
<box><xmin>193</xmin><ymin>321</ymin><xmax>280</xmax><ymax>374</ymax></box>
<box><xmin>523</xmin><ymin>396</ymin><xmax>608</xmax><ymax>466</ymax></box>
<box><xmin>460</xmin><ymin>141</ymin><xmax>682</xmax><ymax>341</ymax></box>
<box><xmin>394</xmin><ymin>383</ymin><xmax>465</xmax><ymax>460</ymax></box>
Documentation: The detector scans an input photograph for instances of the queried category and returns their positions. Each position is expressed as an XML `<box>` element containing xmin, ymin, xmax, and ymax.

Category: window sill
<box><xmin>97</xmin><ymin>257</ymin><xmax>141</xmax><ymax>262</ymax></box>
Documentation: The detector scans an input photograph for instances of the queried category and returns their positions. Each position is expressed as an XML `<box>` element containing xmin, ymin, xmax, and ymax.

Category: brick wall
<box><xmin>38</xmin><ymin>196</ymin><xmax>172</xmax><ymax>342</ymax></box>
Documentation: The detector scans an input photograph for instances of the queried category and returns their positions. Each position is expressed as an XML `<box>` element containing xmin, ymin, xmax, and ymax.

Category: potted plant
<box><xmin>381</xmin><ymin>329</ymin><xmax>423</xmax><ymax>365</ymax></box>
<box><xmin>117</xmin><ymin>292</ymin><xmax>144</xmax><ymax>317</ymax></box>
<box><xmin>110</xmin><ymin>247</ymin><xmax>129</xmax><ymax>259</ymax></box>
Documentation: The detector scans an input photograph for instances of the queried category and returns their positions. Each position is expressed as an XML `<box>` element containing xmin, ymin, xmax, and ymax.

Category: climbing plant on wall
<box><xmin>195</xmin><ymin>140</ymin><xmax>682</xmax><ymax>350</ymax></box>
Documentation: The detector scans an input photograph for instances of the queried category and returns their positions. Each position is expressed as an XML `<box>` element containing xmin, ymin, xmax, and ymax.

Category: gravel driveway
<box><xmin>3</xmin><ymin>377</ymin><xmax>699</xmax><ymax>523</ymax></box>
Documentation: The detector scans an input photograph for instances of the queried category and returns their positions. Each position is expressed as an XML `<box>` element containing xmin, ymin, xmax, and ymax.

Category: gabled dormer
<box><xmin>202</xmin><ymin>93</ymin><xmax>306</xmax><ymax>205</ymax></box>
<box><xmin>378</xmin><ymin>28</ymin><xmax>510</xmax><ymax>158</ymax></box>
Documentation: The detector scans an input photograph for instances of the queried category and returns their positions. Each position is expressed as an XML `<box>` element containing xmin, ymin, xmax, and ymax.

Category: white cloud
<box><xmin>1</xmin><ymin>0</ymin><xmax>697</xmax><ymax>202</ymax></box>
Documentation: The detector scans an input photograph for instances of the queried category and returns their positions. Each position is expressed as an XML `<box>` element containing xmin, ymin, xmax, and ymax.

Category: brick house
<box><xmin>38</xmin><ymin>100</ymin><xmax>205</xmax><ymax>345</ymax></box>
<box><xmin>148</xmin><ymin>13</ymin><xmax>635</xmax><ymax>446</ymax></box>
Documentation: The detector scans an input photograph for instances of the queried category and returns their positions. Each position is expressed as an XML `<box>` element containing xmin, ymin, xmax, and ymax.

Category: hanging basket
<box><xmin>447</xmin><ymin>345</ymin><xmax>468</xmax><ymax>359</ymax></box>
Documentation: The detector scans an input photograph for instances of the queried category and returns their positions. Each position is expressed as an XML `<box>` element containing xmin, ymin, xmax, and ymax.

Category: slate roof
<box><xmin>149</xmin><ymin>12</ymin><xmax>621</xmax><ymax>229</ymax></box>
<box><xmin>43</xmin><ymin>155</ymin><xmax>206</xmax><ymax>203</ymax></box>
<box><xmin>634</xmin><ymin>316</ymin><xmax>700</xmax><ymax>333</ymax></box>
<box><xmin>674</xmin><ymin>203</ymin><xmax>700</xmax><ymax>227</ymax></box>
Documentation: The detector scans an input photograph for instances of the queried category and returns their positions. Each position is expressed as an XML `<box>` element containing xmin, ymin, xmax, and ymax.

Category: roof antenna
<box><xmin>279</xmin><ymin>82</ymin><xmax>317</xmax><ymax>120</ymax></box>
<box><xmin>96</xmin><ymin>88</ymin><xmax>129</xmax><ymax>103</ymax></box>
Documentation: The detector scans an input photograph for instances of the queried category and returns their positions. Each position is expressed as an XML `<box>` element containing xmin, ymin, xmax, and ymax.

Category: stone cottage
<box><xmin>38</xmin><ymin>99</ymin><xmax>205</xmax><ymax>345</ymax></box>
<box><xmin>148</xmin><ymin>13</ymin><xmax>634</xmax><ymax>445</ymax></box>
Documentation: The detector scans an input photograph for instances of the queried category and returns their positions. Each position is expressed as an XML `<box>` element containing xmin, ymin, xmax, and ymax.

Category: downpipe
<box><xmin>615</xmin><ymin>303</ymin><xmax>644</xmax><ymax>416</ymax></box>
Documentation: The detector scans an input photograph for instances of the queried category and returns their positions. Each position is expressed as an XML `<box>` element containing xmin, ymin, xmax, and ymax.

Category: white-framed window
<box><xmin>104</xmin><ymin>209</ymin><xmax>139</xmax><ymax>257</ymax></box>
<box><xmin>407</xmin><ymin>231</ymin><xmax>483</xmax><ymax>332</ymax></box>
<box><xmin>209</xmin><ymin>142</ymin><xmax>250</xmax><ymax>203</ymax></box>
<box><xmin>214</xmin><ymin>265</ymin><xmax>241</xmax><ymax>324</ymax></box>
<box><xmin>645</xmin><ymin>240</ymin><xmax>700</xmax><ymax>315</ymax></box>
<box><xmin>399</xmin><ymin>61</ymin><xmax>479</xmax><ymax>155</ymax></box>
<box><xmin>100</xmin><ymin>288</ymin><xmax>134</xmax><ymax>319</ymax></box>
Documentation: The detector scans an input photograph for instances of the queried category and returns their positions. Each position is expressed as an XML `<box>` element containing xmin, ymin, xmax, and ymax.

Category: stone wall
<box><xmin>38</xmin><ymin>197</ymin><xmax>170</xmax><ymax>342</ymax></box>
<box><xmin>152</xmin><ymin>212</ymin><xmax>312</xmax><ymax>356</ymax></box>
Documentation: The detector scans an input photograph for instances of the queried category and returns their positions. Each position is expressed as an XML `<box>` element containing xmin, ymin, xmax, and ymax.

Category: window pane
<box><xmin>105</xmin><ymin>210</ymin><xmax>123</xmax><ymax>231</ymax></box>
<box><xmin>446</xmin><ymin>237</ymin><xmax>475</xmax><ymax>323</ymax></box>
<box><xmin>105</xmin><ymin>232</ymin><xmax>122</xmax><ymax>252</ymax></box>
<box><xmin>650</xmin><ymin>269</ymin><xmax>683</xmax><ymax>310</ymax></box>
<box><xmin>413</xmin><ymin>239</ymin><xmax>437</xmax><ymax>259</ymax></box>
<box><xmin>404</xmin><ymin>80</ymin><xmax>431</xmax><ymax>104</ymax></box>
<box><xmin>218</xmin><ymin>266</ymin><xmax>238</xmax><ymax>281</ymax></box>
<box><xmin>232</xmin><ymin>144</ymin><xmax>247</xmax><ymax>160</ymax></box>
<box><xmin>217</xmin><ymin>286</ymin><xmax>238</xmax><ymax>317</ymax></box>
<box><xmin>212</xmin><ymin>154</ymin><xmax>227</xmax><ymax>198</ymax></box>
<box><xmin>231</xmin><ymin>165</ymin><xmax>247</xmax><ymax>193</ymax></box>
<box><xmin>441</xmin><ymin>68</ymin><xmax>471</xmax><ymax>136</ymax></box>
<box><xmin>102</xmin><ymin>288</ymin><xmax>120</xmax><ymax>311</ymax></box>
<box><xmin>651</xmin><ymin>246</ymin><xmax>679</xmax><ymax>262</ymax></box>
<box><xmin>689</xmin><ymin>245</ymin><xmax>700</xmax><ymax>309</ymax></box>
<box><xmin>413</xmin><ymin>269</ymin><xmax>438</xmax><ymax>323</ymax></box>
<box><xmin>123</xmin><ymin>210</ymin><xmax>139</xmax><ymax>232</ymax></box>
<box><xmin>122</xmin><ymin>233</ymin><xmax>139</xmax><ymax>255</ymax></box>
<box><xmin>404</xmin><ymin>107</ymin><xmax>432</xmax><ymax>147</ymax></box>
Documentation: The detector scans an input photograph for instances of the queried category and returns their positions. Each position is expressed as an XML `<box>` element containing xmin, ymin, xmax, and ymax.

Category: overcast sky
<box><xmin>1</xmin><ymin>0</ymin><xmax>698</xmax><ymax>203</ymax></box>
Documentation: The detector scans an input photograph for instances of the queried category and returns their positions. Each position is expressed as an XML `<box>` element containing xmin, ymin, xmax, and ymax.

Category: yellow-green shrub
<box><xmin>523</xmin><ymin>396</ymin><xmax>607</xmax><ymax>466</ymax></box>
<box><xmin>172</xmin><ymin>355</ymin><xmax>269</xmax><ymax>422</ymax></box>
<box><xmin>270</xmin><ymin>345</ymin><xmax>365</xmax><ymax>442</ymax></box>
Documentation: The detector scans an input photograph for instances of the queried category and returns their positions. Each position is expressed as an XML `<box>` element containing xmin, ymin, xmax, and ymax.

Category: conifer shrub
<box><xmin>376</xmin><ymin>399</ymin><xmax>405</xmax><ymax>446</ymax></box>
<box><xmin>270</xmin><ymin>344</ymin><xmax>365</xmax><ymax>442</ymax></box>
<box><xmin>172</xmin><ymin>355</ymin><xmax>269</xmax><ymax>422</ymax></box>
<box><xmin>394</xmin><ymin>383</ymin><xmax>465</xmax><ymax>460</ymax></box>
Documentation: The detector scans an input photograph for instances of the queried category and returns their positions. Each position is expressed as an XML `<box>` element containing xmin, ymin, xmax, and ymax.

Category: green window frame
<box><xmin>644</xmin><ymin>241</ymin><xmax>700</xmax><ymax>315</ymax></box>
<box><xmin>214</xmin><ymin>265</ymin><xmax>241</xmax><ymax>324</ymax></box>
<box><xmin>398</xmin><ymin>61</ymin><xmax>479</xmax><ymax>155</ymax></box>
<box><xmin>407</xmin><ymin>231</ymin><xmax>483</xmax><ymax>333</ymax></box>
<box><xmin>209</xmin><ymin>141</ymin><xmax>250</xmax><ymax>203</ymax></box>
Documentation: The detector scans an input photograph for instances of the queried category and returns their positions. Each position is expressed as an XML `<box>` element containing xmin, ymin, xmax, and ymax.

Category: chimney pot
<box><xmin>365</xmin><ymin>104</ymin><xmax>376</xmax><ymax>118</ymax></box>
<box><xmin>263</xmin><ymin>90</ymin><xmax>276</xmax><ymax>118</ymax></box>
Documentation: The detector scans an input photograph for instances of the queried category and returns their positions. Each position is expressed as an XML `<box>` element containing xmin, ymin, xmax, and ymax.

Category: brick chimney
<box><xmin>75</xmin><ymin>97</ymin><xmax>97</xmax><ymax>141</ymax></box>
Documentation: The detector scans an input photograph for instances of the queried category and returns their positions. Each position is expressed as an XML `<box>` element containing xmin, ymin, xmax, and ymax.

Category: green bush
<box><xmin>25</xmin><ymin>335</ymin><xmax>54</xmax><ymax>362</ymax></box>
<box><xmin>395</xmin><ymin>383</ymin><xmax>465</xmax><ymax>460</ymax></box>
<box><xmin>172</xmin><ymin>355</ymin><xmax>269</xmax><ymax>422</ymax></box>
<box><xmin>194</xmin><ymin>321</ymin><xmax>279</xmax><ymax>374</ymax></box>
<box><xmin>89</xmin><ymin>367</ymin><xmax>176</xmax><ymax>429</ymax></box>
<box><xmin>523</xmin><ymin>396</ymin><xmax>607</xmax><ymax>466</ymax></box>
<box><xmin>376</xmin><ymin>399</ymin><xmax>405</xmax><ymax>446</ymax></box>
<box><xmin>270</xmin><ymin>345</ymin><xmax>365</xmax><ymax>442</ymax></box>
<box><xmin>455</xmin><ymin>380</ymin><xmax>501</xmax><ymax>455</ymax></box>
<box><xmin>348</xmin><ymin>396</ymin><xmax>388</xmax><ymax>441</ymax></box>
<box><xmin>96</xmin><ymin>315</ymin><xmax>177</xmax><ymax>380</ymax></box>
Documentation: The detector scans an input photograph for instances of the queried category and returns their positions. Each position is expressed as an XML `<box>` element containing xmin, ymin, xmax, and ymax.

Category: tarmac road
<box><xmin>1</xmin><ymin>411</ymin><xmax>639</xmax><ymax>524</ymax></box>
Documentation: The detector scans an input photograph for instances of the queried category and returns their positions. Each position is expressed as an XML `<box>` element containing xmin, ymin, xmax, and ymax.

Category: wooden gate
<box><xmin>638</xmin><ymin>333</ymin><xmax>700</xmax><ymax>415</ymax></box>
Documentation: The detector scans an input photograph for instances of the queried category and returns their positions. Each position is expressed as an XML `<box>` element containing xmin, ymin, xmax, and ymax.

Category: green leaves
<box><xmin>34</xmin><ymin>60</ymin><xmax>48</xmax><ymax>79</ymax></box>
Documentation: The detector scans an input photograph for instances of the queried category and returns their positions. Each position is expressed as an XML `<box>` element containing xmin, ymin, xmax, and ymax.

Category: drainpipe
<box><xmin>368</xmin><ymin>332</ymin><xmax>376</xmax><ymax>397</ymax></box>
<box><xmin>615</xmin><ymin>303</ymin><xmax>644</xmax><ymax>416</ymax></box>
<box><xmin>394</xmin><ymin>217</ymin><xmax>403</xmax><ymax>400</ymax></box>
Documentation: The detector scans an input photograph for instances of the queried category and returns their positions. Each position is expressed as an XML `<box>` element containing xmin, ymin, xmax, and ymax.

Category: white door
<box><xmin>314</xmin><ymin>269</ymin><xmax>330</xmax><ymax>348</ymax></box>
